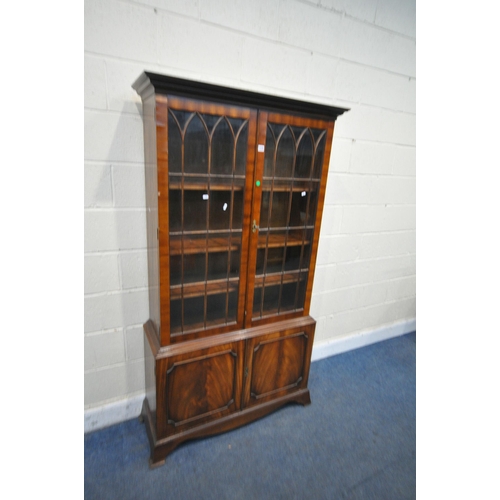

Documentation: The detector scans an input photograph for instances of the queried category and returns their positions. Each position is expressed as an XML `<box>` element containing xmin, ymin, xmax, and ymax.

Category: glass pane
<box><xmin>207</xmin><ymin>250</ymin><xmax>240</xmax><ymax>281</ymax></box>
<box><xmin>275</xmin><ymin>126</ymin><xmax>294</xmax><ymax>178</ymax></box>
<box><xmin>256</xmin><ymin>247</ymin><xmax>283</xmax><ymax>276</ymax></box>
<box><xmin>168</xmin><ymin>189</ymin><xmax>182</xmax><ymax>232</ymax></box>
<box><xmin>280</xmin><ymin>282</ymin><xmax>297</xmax><ymax>312</ymax></box>
<box><xmin>168</xmin><ymin>111</ymin><xmax>183</xmax><ymax>173</ymax></box>
<box><xmin>171</xmin><ymin>109</ymin><xmax>190</xmax><ymax>131</ymax></box>
<box><xmin>228</xmin><ymin>117</ymin><xmax>244</xmax><ymax>132</ymax></box>
<box><xmin>259</xmin><ymin>191</ymin><xmax>290</xmax><ymax>229</ymax></box>
<box><xmin>200</xmin><ymin>113</ymin><xmax>220</xmax><ymax>134</ymax></box>
<box><xmin>263</xmin><ymin>124</ymin><xmax>276</xmax><ymax>178</ymax></box>
<box><xmin>183</xmin><ymin>296</ymin><xmax>205</xmax><ymax>329</ymax></box>
<box><xmin>262</xmin><ymin>285</ymin><xmax>280</xmax><ymax>315</ymax></box>
<box><xmin>211</xmin><ymin>118</ymin><xmax>234</xmax><ymax>176</ymax></box>
<box><xmin>184</xmin><ymin>114</ymin><xmax>208</xmax><ymax>174</ymax></box>
<box><xmin>283</xmin><ymin>245</ymin><xmax>303</xmax><ymax>272</ymax></box>
<box><xmin>182</xmin><ymin>252</ymin><xmax>206</xmax><ymax>283</ymax></box>
<box><xmin>169</xmin><ymin>253</ymin><xmax>206</xmax><ymax>285</ymax></box>
<box><xmin>295</xmin><ymin>131</ymin><xmax>313</xmax><ymax>178</ymax></box>
<box><xmin>235</xmin><ymin>121</ymin><xmax>248</xmax><ymax>176</ymax></box>
<box><xmin>169</xmin><ymin>190</ymin><xmax>209</xmax><ymax>232</ymax></box>
<box><xmin>207</xmin><ymin>291</ymin><xmax>237</xmax><ymax>324</ymax></box>
<box><xmin>170</xmin><ymin>298</ymin><xmax>182</xmax><ymax>332</ymax></box>
<box><xmin>170</xmin><ymin>295</ymin><xmax>205</xmax><ymax>332</ymax></box>
<box><xmin>209</xmin><ymin>190</ymin><xmax>243</xmax><ymax>230</ymax></box>
<box><xmin>296</xmin><ymin>275</ymin><xmax>307</xmax><ymax>309</ymax></box>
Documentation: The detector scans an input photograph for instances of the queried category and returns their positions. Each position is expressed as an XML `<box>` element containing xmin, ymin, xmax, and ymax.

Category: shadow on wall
<box><xmin>85</xmin><ymin>103</ymin><xmax>149</xmax><ymax>408</ymax></box>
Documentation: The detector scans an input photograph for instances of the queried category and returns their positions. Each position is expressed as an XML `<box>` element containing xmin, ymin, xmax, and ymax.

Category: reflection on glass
<box><xmin>263</xmin><ymin>125</ymin><xmax>276</xmax><ymax>178</ymax></box>
<box><xmin>168</xmin><ymin>112</ymin><xmax>182</xmax><ymax>173</ymax></box>
<box><xmin>209</xmin><ymin>190</ymin><xmax>243</xmax><ymax>231</ymax></box>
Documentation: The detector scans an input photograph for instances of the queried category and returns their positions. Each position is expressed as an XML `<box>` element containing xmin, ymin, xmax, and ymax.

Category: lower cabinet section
<box><xmin>141</xmin><ymin>316</ymin><xmax>316</xmax><ymax>466</ymax></box>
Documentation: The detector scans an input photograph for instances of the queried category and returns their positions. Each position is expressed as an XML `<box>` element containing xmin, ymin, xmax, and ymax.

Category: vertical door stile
<box><xmin>203</xmin><ymin>113</ymin><xmax>211</xmax><ymax>330</ymax></box>
<box><xmin>225</xmin><ymin>117</ymin><xmax>235</xmax><ymax>325</ymax></box>
<box><xmin>303</xmin><ymin>121</ymin><xmax>335</xmax><ymax>314</ymax></box>
<box><xmin>237</xmin><ymin>109</ymin><xmax>257</xmax><ymax>329</ymax></box>
<box><xmin>156</xmin><ymin>97</ymin><xmax>171</xmax><ymax>347</ymax></box>
<box><xmin>179</xmin><ymin>111</ymin><xmax>186</xmax><ymax>334</ymax></box>
<box><xmin>244</xmin><ymin>111</ymin><xmax>268</xmax><ymax>329</ymax></box>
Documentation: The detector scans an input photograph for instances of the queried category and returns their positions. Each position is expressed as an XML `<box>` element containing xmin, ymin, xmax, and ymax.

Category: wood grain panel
<box><xmin>156</xmin><ymin>341</ymin><xmax>244</xmax><ymax>437</ymax></box>
<box><xmin>242</xmin><ymin>320</ymin><xmax>315</xmax><ymax>408</ymax></box>
<box><xmin>155</xmin><ymin>97</ymin><xmax>172</xmax><ymax>346</ymax></box>
<box><xmin>250</xmin><ymin>333</ymin><xmax>306</xmax><ymax>399</ymax></box>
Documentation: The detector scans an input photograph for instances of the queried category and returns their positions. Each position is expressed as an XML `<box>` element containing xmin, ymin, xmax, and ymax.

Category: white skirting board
<box><xmin>311</xmin><ymin>318</ymin><xmax>416</xmax><ymax>362</ymax></box>
<box><xmin>84</xmin><ymin>318</ymin><xmax>416</xmax><ymax>434</ymax></box>
<box><xmin>84</xmin><ymin>394</ymin><xmax>145</xmax><ymax>434</ymax></box>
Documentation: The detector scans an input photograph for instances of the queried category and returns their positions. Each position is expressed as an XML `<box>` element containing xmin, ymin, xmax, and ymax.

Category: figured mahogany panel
<box><xmin>251</xmin><ymin>334</ymin><xmax>305</xmax><ymax>397</ymax></box>
<box><xmin>156</xmin><ymin>341</ymin><xmax>244</xmax><ymax>437</ymax></box>
<box><xmin>242</xmin><ymin>321</ymin><xmax>315</xmax><ymax>408</ymax></box>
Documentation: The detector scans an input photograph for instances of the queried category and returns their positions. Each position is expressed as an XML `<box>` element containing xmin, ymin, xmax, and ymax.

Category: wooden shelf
<box><xmin>252</xmin><ymin>307</ymin><xmax>304</xmax><ymax>319</ymax></box>
<box><xmin>170</xmin><ymin>235</ymin><xmax>241</xmax><ymax>255</ymax></box>
<box><xmin>168</xmin><ymin>181</ymin><xmax>244</xmax><ymax>191</ymax></box>
<box><xmin>257</xmin><ymin>233</ymin><xmax>310</xmax><ymax>249</ymax></box>
<box><xmin>169</xmin><ymin>173</ymin><xmax>245</xmax><ymax>191</ymax></box>
<box><xmin>170</xmin><ymin>278</ymin><xmax>239</xmax><ymax>300</ymax></box>
<box><xmin>261</xmin><ymin>179</ymin><xmax>320</xmax><ymax>192</ymax></box>
<box><xmin>254</xmin><ymin>271</ymin><xmax>308</xmax><ymax>287</ymax></box>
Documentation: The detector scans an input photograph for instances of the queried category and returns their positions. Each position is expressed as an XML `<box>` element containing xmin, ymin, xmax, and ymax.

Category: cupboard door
<box><xmin>160</xmin><ymin>97</ymin><xmax>257</xmax><ymax>341</ymax></box>
<box><xmin>156</xmin><ymin>340</ymin><xmax>245</xmax><ymax>438</ymax></box>
<box><xmin>242</xmin><ymin>322</ymin><xmax>315</xmax><ymax>409</ymax></box>
<box><xmin>246</xmin><ymin>112</ymin><xmax>334</xmax><ymax>325</ymax></box>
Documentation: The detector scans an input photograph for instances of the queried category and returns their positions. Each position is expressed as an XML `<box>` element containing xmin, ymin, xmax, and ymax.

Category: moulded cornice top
<box><xmin>132</xmin><ymin>71</ymin><xmax>349</xmax><ymax>121</ymax></box>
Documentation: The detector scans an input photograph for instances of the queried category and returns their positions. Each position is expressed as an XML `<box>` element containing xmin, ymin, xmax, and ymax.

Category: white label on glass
<box><xmin>258</xmin><ymin>144</ymin><xmax>265</xmax><ymax>152</ymax></box>
<box><xmin>203</xmin><ymin>194</ymin><xmax>209</xmax><ymax>200</ymax></box>
<box><xmin>301</xmin><ymin>191</ymin><xmax>307</xmax><ymax>197</ymax></box>
<box><xmin>223</xmin><ymin>203</ymin><xmax>228</xmax><ymax>211</ymax></box>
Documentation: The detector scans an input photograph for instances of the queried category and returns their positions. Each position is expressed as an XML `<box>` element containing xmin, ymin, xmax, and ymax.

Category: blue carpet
<box><xmin>85</xmin><ymin>332</ymin><xmax>416</xmax><ymax>499</ymax></box>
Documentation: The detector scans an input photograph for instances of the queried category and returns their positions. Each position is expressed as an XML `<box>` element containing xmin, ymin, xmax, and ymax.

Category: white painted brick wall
<box><xmin>84</xmin><ymin>0</ymin><xmax>416</xmax><ymax>412</ymax></box>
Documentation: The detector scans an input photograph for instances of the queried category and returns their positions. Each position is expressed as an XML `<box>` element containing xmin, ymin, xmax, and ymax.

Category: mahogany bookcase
<box><xmin>132</xmin><ymin>72</ymin><xmax>348</xmax><ymax>466</ymax></box>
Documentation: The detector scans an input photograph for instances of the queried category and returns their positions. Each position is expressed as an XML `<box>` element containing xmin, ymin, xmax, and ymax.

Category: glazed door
<box><xmin>245</xmin><ymin>112</ymin><xmax>334</xmax><ymax>327</ymax></box>
<box><xmin>161</xmin><ymin>97</ymin><xmax>257</xmax><ymax>342</ymax></box>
